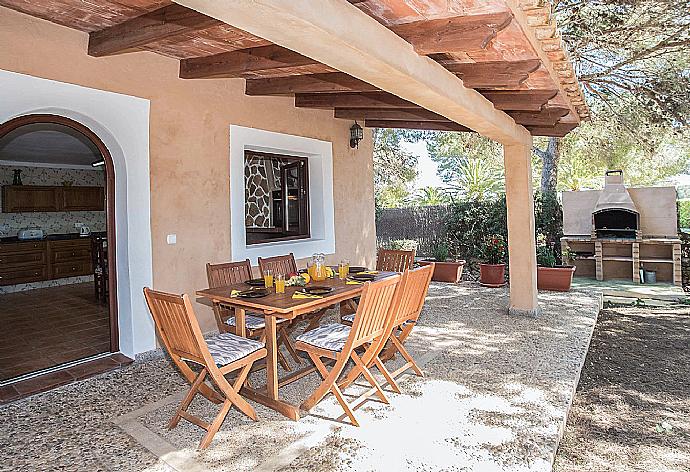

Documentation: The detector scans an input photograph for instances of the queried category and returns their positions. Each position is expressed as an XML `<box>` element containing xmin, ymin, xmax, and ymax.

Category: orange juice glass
<box><xmin>264</xmin><ymin>269</ymin><xmax>274</xmax><ymax>288</ymax></box>
<box><xmin>275</xmin><ymin>274</ymin><xmax>285</xmax><ymax>293</ymax></box>
<box><xmin>338</xmin><ymin>260</ymin><xmax>350</xmax><ymax>280</ymax></box>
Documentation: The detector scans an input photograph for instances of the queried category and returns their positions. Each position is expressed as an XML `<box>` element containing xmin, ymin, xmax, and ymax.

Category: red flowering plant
<box><xmin>482</xmin><ymin>234</ymin><xmax>506</xmax><ymax>265</ymax></box>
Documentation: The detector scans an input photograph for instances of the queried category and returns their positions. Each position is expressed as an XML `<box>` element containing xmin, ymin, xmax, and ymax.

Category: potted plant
<box><xmin>419</xmin><ymin>240</ymin><xmax>466</xmax><ymax>283</ymax></box>
<box><xmin>536</xmin><ymin>236</ymin><xmax>576</xmax><ymax>291</ymax></box>
<box><xmin>479</xmin><ymin>235</ymin><xmax>507</xmax><ymax>286</ymax></box>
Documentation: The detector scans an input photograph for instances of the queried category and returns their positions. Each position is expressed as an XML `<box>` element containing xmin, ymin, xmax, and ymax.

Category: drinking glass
<box><xmin>264</xmin><ymin>269</ymin><xmax>274</xmax><ymax>288</ymax></box>
<box><xmin>338</xmin><ymin>260</ymin><xmax>350</xmax><ymax>280</ymax></box>
<box><xmin>275</xmin><ymin>274</ymin><xmax>286</xmax><ymax>294</ymax></box>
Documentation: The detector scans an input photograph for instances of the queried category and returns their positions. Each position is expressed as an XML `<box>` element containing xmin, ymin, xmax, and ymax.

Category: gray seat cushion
<box><xmin>296</xmin><ymin>323</ymin><xmax>351</xmax><ymax>352</ymax></box>
<box><xmin>225</xmin><ymin>314</ymin><xmax>287</xmax><ymax>330</ymax></box>
<box><xmin>205</xmin><ymin>333</ymin><xmax>264</xmax><ymax>366</ymax></box>
<box><xmin>341</xmin><ymin>314</ymin><xmax>414</xmax><ymax>328</ymax></box>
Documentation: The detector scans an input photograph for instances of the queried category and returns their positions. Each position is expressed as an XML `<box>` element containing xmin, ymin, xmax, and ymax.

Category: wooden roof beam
<box><xmin>175</xmin><ymin>0</ymin><xmax>532</xmax><ymax>145</ymax></box>
<box><xmin>526</xmin><ymin>122</ymin><xmax>579</xmax><ymax>137</ymax></box>
<box><xmin>364</xmin><ymin>120</ymin><xmax>471</xmax><ymax>132</ymax></box>
<box><xmin>245</xmin><ymin>72</ymin><xmax>378</xmax><ymax>95</ymax></box>
<box><xmin>508</xmin><ymin>106</ymin><xmax>570</xmax><ymax>126</ymax></box>
<box><xmin>88</xmin><ymin>4</ymin><xmax>220</xmax><ymax>57</ymax></box>
<box><xmin>480</xmin><ymin>90</ymin><xmax>558</xmax><ymax>111</ymax></box>
<box><xmin>180</xmin><ymin>44</ymin><xmax>320</xmax><ymax>79</ymax></box>
<box><xmin>334</xmin><ymin>108</ymin><xmax>447</xmax><ymax>121</ymax></box>
<box><xmin>445</xmin><ymin>60</ymin><xmax>542</xmax><ymax>89</ymax></box>
<box><xmin>295</xmin><ymin>92</ymin><xmax>419</xmax><ymax>109</ymax></box>
<box><xmin>390</xmin><ymin>12</ymin><xmax>513</xmax><ymax>55</ymax></box>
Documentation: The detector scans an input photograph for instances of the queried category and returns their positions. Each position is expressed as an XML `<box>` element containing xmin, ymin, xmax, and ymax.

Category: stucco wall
<box><xmin>0</xmin><ymin>7</ymin><xmax>376</xmax><ymax>334</ymax></box>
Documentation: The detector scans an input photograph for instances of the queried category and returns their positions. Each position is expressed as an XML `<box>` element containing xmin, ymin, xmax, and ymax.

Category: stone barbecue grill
<box><xmin>591</xmin><ymin>170</ymin><xmax>640</xmax><ymax>239</ymax></box>
<box><xmin>561</xmin><ymin>171</ymin><xmax>681</xmax><ymax>285</ymax></box>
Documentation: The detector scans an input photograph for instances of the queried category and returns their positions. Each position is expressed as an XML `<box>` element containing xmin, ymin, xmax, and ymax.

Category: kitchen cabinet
<box><xmin>0</xmin><ymin>238</ymin><xmax>93</xmax><ymax>286</ymax></box>
<box><xmin>61</xmin><ymin>186</ymin><xmax>105</xmax><ymax>211</ymax></box>
<box><xmin>49</xmin><ymin>239</ymin><xmax>93</xmax><ymax>278</ymax></box>
<box><xmin>1</xmin><ymin>185</ymin><xmax>104</xmax><ymax>213</ymax></box>
<box><xmin>1</xmin><ymin>186</ymin><xmax>59</xmax><ymax>212</ymax></box>
<box><xmin>0</xmin><ymin>241</ymin><xmax>48</xmax><ymax>285</ymax></box>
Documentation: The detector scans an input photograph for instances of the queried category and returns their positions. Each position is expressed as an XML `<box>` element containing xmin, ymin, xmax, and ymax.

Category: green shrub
<box><xmin>678</xmin><ymin>199</ymin><xmax>690</xmax><ymax>229</ymax></box>
<box><xmin>444</xmin><ymin>192</ymin><xmax>564</xmax><ymax>272</ymax></box>
<box><xmin>445</xmin><ymin>196</ymin><xmax>508</xmax><ymax>264</ymax></box>
<box><xmin>431</xmin><ymin>240</ymin><xmax>450</xmax><ymax>262</ymax></box>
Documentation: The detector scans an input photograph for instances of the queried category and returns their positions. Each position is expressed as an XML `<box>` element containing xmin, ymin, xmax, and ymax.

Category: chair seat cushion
<box><xmin>225</xmin><ymin>314</ymin><xmax>287</xmax><ymax>330</ymax></box>
<box><xmin>341</xmin><ymin>314</ymin><xmax>414</xmax><ymax>328</ymax></box>
<box><xmin>296</xmin><ymin>323</ymin><xmax>351</xmax><ymax>352</ymax></box>
<box><xmin>205</xmin><ymin>333</ymin><xmax>264</xmax><ymax>366</ymax></box>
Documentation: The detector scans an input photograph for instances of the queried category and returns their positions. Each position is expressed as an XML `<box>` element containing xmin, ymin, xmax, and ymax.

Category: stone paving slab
<box><xmin>0</xmin><ymin>283</ymin><xmax>601</xmax><ymax>472</ymax></box>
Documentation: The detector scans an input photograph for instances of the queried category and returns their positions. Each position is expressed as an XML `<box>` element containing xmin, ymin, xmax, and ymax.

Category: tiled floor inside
<box><xmin>0</xmin><ymin>283</ymin><xmax>111</xmax><ymax>382</ymax></box>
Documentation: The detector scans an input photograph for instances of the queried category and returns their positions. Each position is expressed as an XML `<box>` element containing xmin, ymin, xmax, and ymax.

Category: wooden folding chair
<box><xmin>258</xmin><ymin>253</ymin><xmax>327</xmax><ymax>332</ymax></box>
<box><xmin>143</xmin><ymin>287</ymin><xmax>267</xmax><ymax>449</ymax></box>
<box><xmin>206</xmin><ymin>260</ymin><xmax>301</xmax><ymax>370</ymax></box>
<box><xmin>376</xmin><ymin>248</ymin><xmax>416</xmax><ymax>272</ymax></box>
<box><xmin>337</xmin><ymin>264</ymin><xmax>432</xmax><ymax>393</ymax></box>
<box><xmin>378</xmin><ymin>263</ymin><xmax>434</xmax><ymax>383</ymax></box>
<box><xmin>295</xmin><ymin>275</ymin><xmax>402</xmax><ymax>426</ymax></box>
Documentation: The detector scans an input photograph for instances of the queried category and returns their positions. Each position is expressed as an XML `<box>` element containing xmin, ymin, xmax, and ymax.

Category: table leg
<box><xmin>264</xmin><ymin>315</ymin><xmax>279</xmax><ymax>399</ymax></box>
<box><xmin>235</xmin><ymin>307</ymin><xmax>246</xmax><ymax>337</ymax></box>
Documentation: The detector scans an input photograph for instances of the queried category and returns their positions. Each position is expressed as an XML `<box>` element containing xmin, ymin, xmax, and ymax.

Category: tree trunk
<box><xmin>540</xmin><ymin>137</ymin><xmax>560</xmax><ymax>194</ymax></box>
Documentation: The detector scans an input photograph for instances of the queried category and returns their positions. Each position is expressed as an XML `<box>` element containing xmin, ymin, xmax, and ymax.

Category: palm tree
<box><xmin>413</xmin><ymin>186</ymin><xmax>450</xmax><ymax>206</ymax></box>
<box><xmin>447</xmin><ymin>158</ymin><xmax>504</xmax><ymax>201</ymax></box>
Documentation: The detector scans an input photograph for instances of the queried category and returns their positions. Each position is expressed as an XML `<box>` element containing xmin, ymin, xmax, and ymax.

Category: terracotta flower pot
<box><xmin>537</xmin><ymin>266</ymin><xmax>576</xmax><ymax>292</ymax></box>
<box><xmin>419</xmin><ymin>260</ymin><xmax>466</xmax><ymax>283</ymax></box>
<box><xmin>479</xmin><ymin>263</ymin><xmax>506</xmax><ymax>287</ymax></box>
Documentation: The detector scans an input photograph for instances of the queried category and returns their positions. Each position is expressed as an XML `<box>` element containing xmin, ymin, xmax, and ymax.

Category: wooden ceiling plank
<box><xmin>390</xmin><ymin>12</ymin><xmax>513</xmax><ymax>55</ymax></box>
<box><xmin>245</xmin><ymin>72</ymin><xmax>379</xmax><ymax>95</ymax></box>
<box><xmin>88</xmin><ymin>4</ymin><xmax>221</xmax><ymax>57</ymax></box>
<box><xmin>364</xmin><ymin>119</ymin><xmax>471</xmax><ymax>132</ymax></box>
<box><xmin>179</xmin><ymin>44</ymin><xmax>320</xmax><ymax>79</ymax></box>
<box><xmin>334</xmin><ymin>107</ymin><xmax>448</xmax><ymax>121</ymax></box>
<box><xmin>294</xmin><ymin>92</ymin><xmax>419</xmax><ymax>109</ymax></box>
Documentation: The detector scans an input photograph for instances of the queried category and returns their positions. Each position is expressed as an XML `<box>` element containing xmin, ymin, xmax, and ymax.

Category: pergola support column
<box><xmin>503</xmin><ymin>142</ymin><xmax>541</xmax><ymax>317</ymax></box>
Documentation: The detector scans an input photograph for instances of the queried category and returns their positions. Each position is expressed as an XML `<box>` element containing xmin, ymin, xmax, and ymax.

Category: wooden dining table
<box><xmin>196</xmin><ymin>271</ymin><xmax>397</xmax><ymax>420</ymax></box>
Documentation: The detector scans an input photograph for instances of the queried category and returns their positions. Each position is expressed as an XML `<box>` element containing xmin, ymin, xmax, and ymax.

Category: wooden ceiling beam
<box><xmin>364</xmin><ymin>120</ymin><xmax>471</xmax><ymax>132</ymax></box>
<box><xmin>88</xmin><ymin>4</ymin><xmax>220</xmax><ymax>57</ymax></box>
<box><xmin>334</xmin><ymin>107</ymin><xmax>448</xmax><ymax>121</ymax></box>
<box><xmin>444</xmin><ymin>59</ymin><xmax>542</xmax><ymax>88</ymax></box>
<box><xmin>508</xmin><ymin>106</ymin><xmax>570</xmax><ymax>126</ymax></box>
<box><xmin>245</xmin><ymin>72</ymin><xmax>378</xmax><ymax>95</ymax></box>
<box><xmin>526</xmin><ymin>122</ymin><xmax>579</xmax><ymax>137</ymax></box>
<box><xmin>479</xmin><ymin>90</ymin><xmax>558</xmax><ymax>111</ymax></box>
<box><xmin>390</xmin><ymin>12</ymin><xmax>513</xmax><ymax>55</ymax></box>
<box><xmin>295</xmin><ymin>92</ymin><xmax>419</xmax><ymax>109</ymax></box>
<box><xmin>180</xmin><ymin>44</ymin><xmax>320</xmax><ymax>79</ymax></box>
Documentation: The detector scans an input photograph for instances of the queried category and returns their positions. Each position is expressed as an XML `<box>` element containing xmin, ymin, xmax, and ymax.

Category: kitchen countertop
<box><xmin>0</xmin><ymin>231</ymin><xmax>106</xmax><ymax>243</ymax></box>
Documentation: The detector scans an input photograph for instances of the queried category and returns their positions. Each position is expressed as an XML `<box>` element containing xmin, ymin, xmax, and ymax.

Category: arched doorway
<box><xmin>0</xmin><ymin>114</ymin><xmax>118</xmax><ymax>381</ymax></box>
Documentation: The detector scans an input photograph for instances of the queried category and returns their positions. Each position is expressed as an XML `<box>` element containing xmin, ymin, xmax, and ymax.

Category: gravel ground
<box><xmin>554</xmin><ymin>304</ymin><xmax>690</xmax><ymax>472</ymax></box>
<box><xmin>0</xmin><ymin>283</ymin><xmax>601</xmax><ymax>472</ymax></box>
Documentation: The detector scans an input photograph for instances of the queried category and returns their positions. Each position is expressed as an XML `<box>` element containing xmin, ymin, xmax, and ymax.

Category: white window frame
<box><xmin>229</xmin><ymin>125</ymin><xmax>335</xmax><ymax>263</ymax></box>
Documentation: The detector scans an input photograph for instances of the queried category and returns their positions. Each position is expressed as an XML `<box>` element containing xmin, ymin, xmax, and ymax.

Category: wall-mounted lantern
<box><xmin>349</xmin><ymin>121</ymin><xmax>363</xmax><ymax>149</ymax></box>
